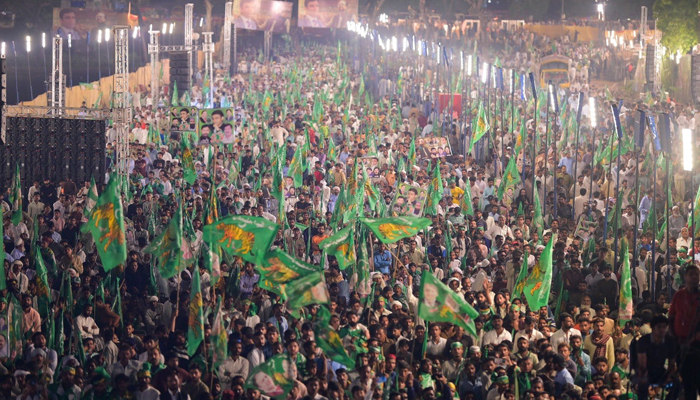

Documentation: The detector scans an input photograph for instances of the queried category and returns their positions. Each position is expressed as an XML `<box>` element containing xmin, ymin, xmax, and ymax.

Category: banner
<box><xmin>232</xmin><ymin>0</ymin><xmax>293</xmax><ymax>33</ymax></box>
<box><xmin>53</xmin><ymin>8</ymin><xmax>130</xmax><ymax>44</ymax></box>
<box><xmin>298</xmin><ymin>0</ymin><xmax>358</xmax><ymax>29</ymax></box>
<box><xmin>170</xmin><ymin>106</ymin><xmax>199</xmax><ymax>133</ymax></box>
<box><xmin>391</xmin><ymin>183</ymin><xmax>427</xmax><ymax>217</ymax></box>
<box><xmin>198</xmin><ymin>108</ymin><xmax>236</xmax><ymax>144</ymax></box>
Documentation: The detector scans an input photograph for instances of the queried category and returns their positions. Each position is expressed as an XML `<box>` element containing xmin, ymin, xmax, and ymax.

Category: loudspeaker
<box><xmin>645</xmin><ymin>44</ymin><xmax>656</xmax><ymax>84</ymax></box>
<box><xmin>170</xmin><ymin>51</ymin><xmax>191</xmax><ymax>92</ymax></box>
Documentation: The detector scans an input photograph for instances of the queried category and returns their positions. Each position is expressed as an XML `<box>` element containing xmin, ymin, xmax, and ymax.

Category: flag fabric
<box><xmin>203</xmin><ymin>215</ymin><xmax>279</xmax><ymax>264</ymax></box>
<box><xmin>9</xmin><ymin>164</ymin><xmax>22</xmax><ymax>225</ymax></box>
<box><xmin>288</xmin><ymin>144</ymin><xmax>305</xmax><ymax>188</ymax></box>
<box><xmin>187</xmin><ymin>268</ymin><xmax>205</xmax><ymax>356</ymax></box>
<box><xmin>85</xmin><ymin>176</ymin><xmax>99</xmax><ymax>215</ymax></box>
<box><xmin>319</xmin><ymin>226</ymin><xmax>356</xmax><ymax>270</ymax></box>
<box><xmin>469</xmin><ymin>103</ymin><xmax>490</xmax><ymax>153</ymax></box>
<box><xmin>81</xmin><ymin>176</ymin><xmax>127</xmax><ymax>272</ymax></box>
<box><xmin>459</xmin><ymin>183</ymin><xmax>474</xmax><ymax>216</ymax></box>
<box><xmin>92</xmin><ymin>92</ymin><xmax>103</xmax><ymax>109</ymax></box>
<box><xmin>619</xmin><ymin>240</ymin><xmax>633</xmax><ymax>327</ymax></box>
<box><xmin>8</xmin><ymin>295</ymin><xmax>24</xmax><ymax>360</ymax></box>
<box><xmin>284</xmin><ymin>271</ymin><xmax>330</xmax><ymax>318</ymax></box>
<box><xmin>314</xmin><ymin>312</ymin><xmax>356</xmax><ymax>369</ymax></box>
<box><xmin>0</xmin><ymin>218</ymin><xmax>4</xmax><ymax>291</ymax></box>
<box><xmin>353</xmin><ymin>226</ymin><xmax>373</xmax><ymax>299</ymax></box>
<box><xmin>359</xmin><ymin>217</ymin><xmax>432</xmax><ymax>244</ymax></box>
<box><xmin>523</xmin><ymin>237</ymin><xmax>554</xmax><ymax>310</ymax></box>
<box><xmin>171</xmin><ymin>80</ymin><xmax>179</xmax><ymax>106</ymax></box>
<box><xmin>257</xmin><ymin>249</ymin><xmax>320</xmax><ymax>301</ymax></box>
<box><xmin>425</xmin><ymin>161</ymin><xmax>443</xmax><ymax>216</ymax></box>
<box><xmin>34</xmin><ymin>251</ymin><xmax>51</xmax><ymax>319</ymax></box>
<box><xmin>181</xmin><ymin>137</ymin><xmax>197</xmax><ymax>185</ymax></box>
<box><xmin>211</xmin><ymin>296</ymin><xmax>228</xmax><ymax>370</ymax></box>
<box><xmin>497</xmin><ymin>157</ymin><xmax>522</xmax><ymax>200</ymax></box>
<box><xmin>145</xmin><ymin>203</ymin><xmax>183</xmax><ymax>279</ymax></box>
<box><xmin>512</xmin><ymin>248</ymin><xmax>529</xmax><ymax>299</ymax></box>
<box><xmin>418</xmin><ymin>271</ymin><xmax>480</xmax><ymax>337</ymax></box>
<box><xmin>244</xmin><ymin>354</ymin><xmax>298</xmax><ymax>400</ymax></box>
<box><xmin>533</xmin><ymin>187</ymin><xmax>545</xmax><ymax>239</ymax></box>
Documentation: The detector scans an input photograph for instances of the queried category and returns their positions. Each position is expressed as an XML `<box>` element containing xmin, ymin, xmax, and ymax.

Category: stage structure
<box><xmin>223</xmin><ymin>2</ymin><xmax>233</xmax><ymax>74</ymax></box>
<box><xmin>113</xmin><ymin>26</ymin><xmax>131</xmax><ymax>180</ymax></box>
<box><xmin>202</xmin><ymin>32</ymin><xmax>215</xmax><ymax>106</ymax></box>
<box><xmin>50</xmin><ymin>36</ymin><xmax>65</xmax><ymax>111</ymax></box>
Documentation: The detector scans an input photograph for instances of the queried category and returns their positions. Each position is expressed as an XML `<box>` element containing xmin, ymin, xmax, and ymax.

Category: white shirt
<box><xmin>550</xmin><ymin>328</ymin><xmax>582</xmax><ymax>352</ymax></box>
<box><xmin>482</xmin><ymin>328</ymin><xmax>512</xmax><ymax>347</ymax></box>
<box><xmin>247</xmin><ymin>347</ymin><xmax>265</xmax><ymax>368</ymax></box>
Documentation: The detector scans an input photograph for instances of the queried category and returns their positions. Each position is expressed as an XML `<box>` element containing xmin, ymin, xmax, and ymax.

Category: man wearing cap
<box><xmin>135</xmin><ymin>363</ymin><xmax>159</xmax><ymax>400</ymax></box>
<box><xmin>48</xmin><ymin>367</ymin><xmax>81</xmax><ymax>400</ymax></box>
<box><xmin>485</xmin><ymin>375</ymin><xmax>509</xmax><ymax>400</ymax></box>
<box><xmin>442</xmin><ymin>342</ymin><xmax>465</xmax><ymax>382</ymax></box>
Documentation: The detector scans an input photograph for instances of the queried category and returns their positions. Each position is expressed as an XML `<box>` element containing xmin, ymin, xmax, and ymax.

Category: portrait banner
<box><xmin>53</xmin><ymin>8</ymin><xmax>130</xmax><ymax>45</ymax></box>
<box><xmin>232</xmin><ymin>0</ymin><xmax>293</xmax><ymax>33</ymax></box>
<box><xmin>298</xmin><ymin>0</ymin><xmax>358</xmax><ymax>29</ymax></box>
<box><xmin>170</xmin><ymin>106</ymin><xmax>199</xmax><ymax>133</ymax></box>
<box><xmin>390</xmin><ymin>183</ymin><xmax>427</xmax><ymax>218</ymax></box>
<box><xmin>198</xmin><ymin>108</ymin><xmax>236</xmax><ymax>144</ymax></box>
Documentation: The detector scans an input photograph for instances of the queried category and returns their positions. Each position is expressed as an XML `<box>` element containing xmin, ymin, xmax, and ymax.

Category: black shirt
<box><xmin>636</xmin><ymin>333</ymin><xmax>676</xmax><ymax>382</ymax></box>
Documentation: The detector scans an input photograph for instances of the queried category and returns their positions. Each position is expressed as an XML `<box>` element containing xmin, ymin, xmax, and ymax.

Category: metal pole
<box><xmin>12</xmin><ymin>41</ymin><xmax>19</xmax><ymax>103</ymax></box>
<box><xmin>87</xmin><ymin>33</ymin><xmax>90</xmax><ymax>82</ymax></box>
<box><xmin>602</xmin><ymin>136</ymin><xmax>615</xmax><ymax>243</ymax></box>
<box><xmin>589</xmin><ymin>127</ymin><xmax>597</xmax><ymax>203</ymax></box>
<box><xmin>572</xmin><ymin>92</ymin><xmax>584</xmax><ymax>216</ymax></box>
<box><xmin>68</xmin><ymin>35</ymin><xmax>73</xmax><ymax>88</ymax></box>
<box><xmin>651</xmin><ymin>157</ymin><xmax>657</xmax><ymax>300</ymax></box>
<box><xmin>529</xmin><ymin>72</ymin><xmax>538</xmax><ymax>204</ymax></box>
<box><xmin>26</xmin><ymin>42</ymin><xmax>33</xmax><ymax>100</ymax></box>
<box><xmin>613</xmin><ymin>131</ymin><xmax>623</xmax><ymax>267</ymax></box>
<box><xmin>665</xmin><ymin>155</ymin><xmax>671</xmax><ymax>299</ymax></box>
<box><xmin>543</xmin><ymin>93</ymin><xmax>550</xmax><ymax>219</ymax></box>
<box><xmin>42</xmin><ymin>34</ymin><xmax>47</xmax><ymax>94</ymax></box>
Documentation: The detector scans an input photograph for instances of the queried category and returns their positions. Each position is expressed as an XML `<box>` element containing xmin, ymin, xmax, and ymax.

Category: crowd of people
<box><xmin>2</xmin><ymin>16</ymin><xmax>700</xmax><ymax>400</ymax></box>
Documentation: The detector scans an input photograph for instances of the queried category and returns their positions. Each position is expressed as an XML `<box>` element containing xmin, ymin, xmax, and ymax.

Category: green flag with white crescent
<box><xmin>418</xmin><ymin>271</ymin><xmax>479</xmax><ymax>337</ymax></box>
<box><xmin>497</xmin><ymin>157</ymin><xmax>522</xmax><ymax>200</ymax></box>
<box><xmin>619</xmin><ymin>239</ymin><xmax>633</xmax><ymax>327</ymax></box>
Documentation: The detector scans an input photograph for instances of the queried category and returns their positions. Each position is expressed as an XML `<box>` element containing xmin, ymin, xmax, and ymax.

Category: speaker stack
<box><xmin>170</xmin><ymin>51</ymin><xmax>191</xmax><ymax>93</ymax></box>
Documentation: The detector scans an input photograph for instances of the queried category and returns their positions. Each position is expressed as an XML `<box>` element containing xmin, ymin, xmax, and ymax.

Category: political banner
<box><xmin>298</xmin><ymin>0</ymin><xmax>358</xmax><ymax>29</ymax></box>
<box><xmin>53</xmin><ymin>8</ymin><xmax>131</xmax><ymax>45</ymax></box>
<box><xmin>170</xmin><ymin>107</ymin><xmax>199</xmax><ymax>133</ymax></box>
<box><xmin>390</xmin><ymin>183</ymin><xmax>428</xmax><ymax>217</ymax></box>
<box><xmin>198</xmin><ymin>108</ymin><xmax>236</xmax><ymax>144</ymax></box>
<box><xmin>232</xmin><ymin>0</ymin><xmax>293</xmax><ymax>33</ymax></box>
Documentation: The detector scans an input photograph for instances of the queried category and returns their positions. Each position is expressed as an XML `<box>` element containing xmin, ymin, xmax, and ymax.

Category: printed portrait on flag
<box><xmin>298</xmin><ymin>0</ymin><xmax>358</xmax><ymax>29</ymax></box>
<box><xmin>232</xmin><ymin>0</ymin><xmax>293</xmax><ymax>33</ymax></box>
<box><xmin>170</xmin><ymin>107</ymin><xmax>199</xmax><ymax>133</ymax></box>
<box><xmin>391</xmin><ymin>183</ymin><xmax>427</xmax><ymax>217</ymax></box>
<box><xmin>198</xmin><ymin>108</ymin><xmax>236</xmax><ymax>144</ymax></box>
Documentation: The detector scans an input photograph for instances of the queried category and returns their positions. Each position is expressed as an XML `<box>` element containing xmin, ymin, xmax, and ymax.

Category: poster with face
<box><xmin>170</xmin><ymin>107</ymin><xmax>199</xmax><ymax>133</ymax></box>
<box><xmin>232</xmin><ymin>0</ymin><xmax>293</xmax><ymax>33</ymax></box>
<box><xmin>199</xmin><ymin>108</ymin><xmax>235</xmax><ymax>144</ymax></box>
<box><xmin>298</xmin><ymin>0</ymin><xmax>358</xmax><ymax>29</ymax></box>
<box><xmin>391</xmin><ymin>183</ymin><xmax>427</xmax><ymax>217</ymax></box>
<box><xmin>53</xmin><ymin>8</ymin><xmax>130</xmax><ymax>44</ymax></box>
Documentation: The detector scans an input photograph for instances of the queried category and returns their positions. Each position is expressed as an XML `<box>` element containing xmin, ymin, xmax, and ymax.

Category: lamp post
<box><xmin>105</xmin><ymin>28</ymin><xmax>111</xmax><ymax>76</ymax></box>
<box><xmin>68</xmin><ymin>33</ymin><xmax>73</xmax><ymax>88</ymax></box>
<box><xmin>97</xmin><ymin>30</ymin><xmax>102</xmax><ymax>80</ymax></box>
<box><xmin>42</xmin><ymin>33</ymin><xmax>47</xmax><ymax>92</ymax></box>
<box><xmin>683</xmin><ymin>129</ymin><xmax>694</xmax><ymax>252</ymax></box>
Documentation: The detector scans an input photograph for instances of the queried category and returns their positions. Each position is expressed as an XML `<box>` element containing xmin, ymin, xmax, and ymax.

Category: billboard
<box><xmin>298</xmin><ymin>0</ymin><xmax>358</xmax><ymax>29</ymax></box>
<box><xmin>232</xmin><ymin>0</ymin><xmax>293</xmax><ymax>33</ymax></box>
<box><xmin>52</xmin><ymin>8</ymin><xmax>130</xmax><ymax>44</ymax></box>
<box><xmin>198</xmin><ymin>108</ymin><xmax>236</xmax><ymax>144</ymax></box>
<box><xmin>170</xmin><ymin>107</ymin><xmax>199</xmax><ymax>133</ymax></box>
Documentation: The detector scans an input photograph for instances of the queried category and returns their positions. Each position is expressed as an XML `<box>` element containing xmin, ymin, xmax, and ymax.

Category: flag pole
<box><xmin>529</xmin><ymin>73</ymin><xmax>538</xmax><ymax>206</ymax></box>
<box><xmin>651</xmin><ymin>149</ymin><xmax>657</xmax><ymax>301</ymax></box>
<box><xmin>543</xmin><ymin>86</ymin><xmax>551</xmax><ymax>221</ymax></box>
<box><xmin>632</xmin><ymin>110</ymin><xmax>646</xmax><ymax>280</ymax></box>
<box><xmin>572</xmin><ymin>92</ymin><xmax>584</xmax><ymax>220</ymax></box>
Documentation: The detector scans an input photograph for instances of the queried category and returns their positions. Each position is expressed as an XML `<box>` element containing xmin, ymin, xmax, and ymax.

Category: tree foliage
<box><xmin>654</xmin><ymin>0</ymin><xmax>699</xmax><ymax>54</ymax></box>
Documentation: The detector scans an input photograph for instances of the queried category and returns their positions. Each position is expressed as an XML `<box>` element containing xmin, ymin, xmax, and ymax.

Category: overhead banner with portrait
<box><xmin>298</xmin><ymin>0</ymin><xmax>358</xmax><ymax>29</ymax></box>
<box><xmin>52</xmin><ymin>8</ymin><xmax>131</xmax><ymax>44</ymax></box>
<box><xmin>232</xmin><ymin>0</ymin><xmax>293</xmax><ymax>33</ymax></box>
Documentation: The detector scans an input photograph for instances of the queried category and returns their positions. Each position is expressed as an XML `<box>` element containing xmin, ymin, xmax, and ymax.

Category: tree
<box><xmin>654</xmin><ymin>0</ymin><xmax>699</xmax><ymax>54</ymax></box>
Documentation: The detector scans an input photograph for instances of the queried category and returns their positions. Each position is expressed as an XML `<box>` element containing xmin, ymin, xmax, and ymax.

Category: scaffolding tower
<box><xmin>148</xmin><ymin>30</ymin><xmax>160</xmax><ymax>116</ymax></box>
<box><xmin>113</xmin><ymin>26</ymin><xmax>131</xmax><ymax>180</ymax></box>
<box><xmin>185</xmin><ymin>3</ymin><xmax>194</xmax><ymax>82</ymax></box>
<box><xmin>50</xmin><ymin>36</ymin><xmax>65</xmax><ymax>113</ymax></box>
<box><xmin>223</xmin><ymin>2</ymin><xmax>233</xmax><ymax>74</ymax></box>
<box><xmin>203</xmin><ymin>32</ymin><xmax>214</xmax><ymax>106</ymax></box>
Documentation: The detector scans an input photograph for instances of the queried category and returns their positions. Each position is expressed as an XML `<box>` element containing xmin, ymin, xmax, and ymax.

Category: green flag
<box><xmin>533</xmin><ymin>186</ymin><xmax>545</xmax><ymax>239</ymax></box>
<box><xmin>257</xmin><ymin>249</ymin><xmax>320</xmax><ymax>301</ymax></box>
<box><xmin>187</xmin><ymin>268</ymin><xmax>204</xmax><ymax>356</ymax></box>
<box><xmin>0</xmin><ymin>217</ymin><xmax>4</xmax><ymax>291</ymax></box>
<box><xmin>85</xmin><ymin>176</ymin><xmax>99</xmax><ymax>215</ymax></box>
<box><xmin>523</xmin><ymin>236</ymin><xmax>554</xmax><ymax>310</ymax></box>
<box><xmin>359</xmin><ymin>217</ymin><xmax>432</xmax><ymax>244</ymax></box>
<box><xmin>284</xmin><ymin>271</ymin><xmax>330</xmax><ymax>319</ymax></box>
<box><xmin>425</xmin><ymin>161</ymin><xmax>443</xmax><ymax>216</ymax></box>
<box><xmin>497</xmin><ymin>157</ymin><xmax>522</xmax><ymax>200</ymax></box>
<box><xmin>469</xmin><ymin>103</ymin><xmax>490</xmax><ymax>154</ymax></box>
<box><xmin>92</xmin><ymin>91</ymin><xmax>103</xmax><ymax>109</ymax></box>
<box><xmin>145</xmin><ymin>203</ymin><xmax>183</xmax><ymax>279</ymax></box>
<box><xmin>34</xmin><ymin>250</ymin><xmax>51</xmax><ymax>318</ymax></box>
<box><xmin>314</xmin><ymin>313</ymin><xmax>356</xmax><ymax>369</ymax></box>
<box><xmin>418</xmin><ymin>271</ymin><xmax>479</xmax><ymax>337</ymax></box>
<box><xmin>211</xmin><ymin>296</ymin><xmax>228</xmax><ymax>370</ymax></box>
<box><xmin>171</xmin><ymin>80</ymin><xmax>179</xmax><ymax>106</ymax></box>
<box><xmin>181</xmin><ymin>136</ymin><xmax>197</xmax><ymax>185</ymax></box>
<box><xmin>619</xmin><ymin>240</ymin><xmax>633</xmax><ymax>327</ymax></box>
<box><xmin>319</xmin><ymin>226</ymin><xmax>356</xmax><ymax>270</ymax></box>
<box><xmin>9</xmin><ymin>164</ymin><xmax>22</xmax><ymax>225</ymax></box>
<box><xmin>353</xmin><ymin>226</ymin><xmax>372</xmax><ymax>299</ymax></box>
<box><xmin>288</xmin><ymin>144</ymin><xmax>305</xmax><ymax>188</ymax></box>
<box><xmin>459</xmin><ymin>184</ymin><xmax>474</xmax><ymax>216</ymax></box>
<box><xmin>244</xmin><ymin>354</ymin><xmax>297</xmax><ymax>400</ymax></box>
<box><xmin>512</xmin><ymin>248</ymin><xmax>529</xmax><ymax>299</ymax></box>
<box><xmin>202</xmin><ymin>215</ymin><xmax>279</xmax><ymax>264</ymax></box>
<box><xmin>81</xmin><ymin>176</ymin><xmax>127</xmax><ymax>272</ymax></box>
